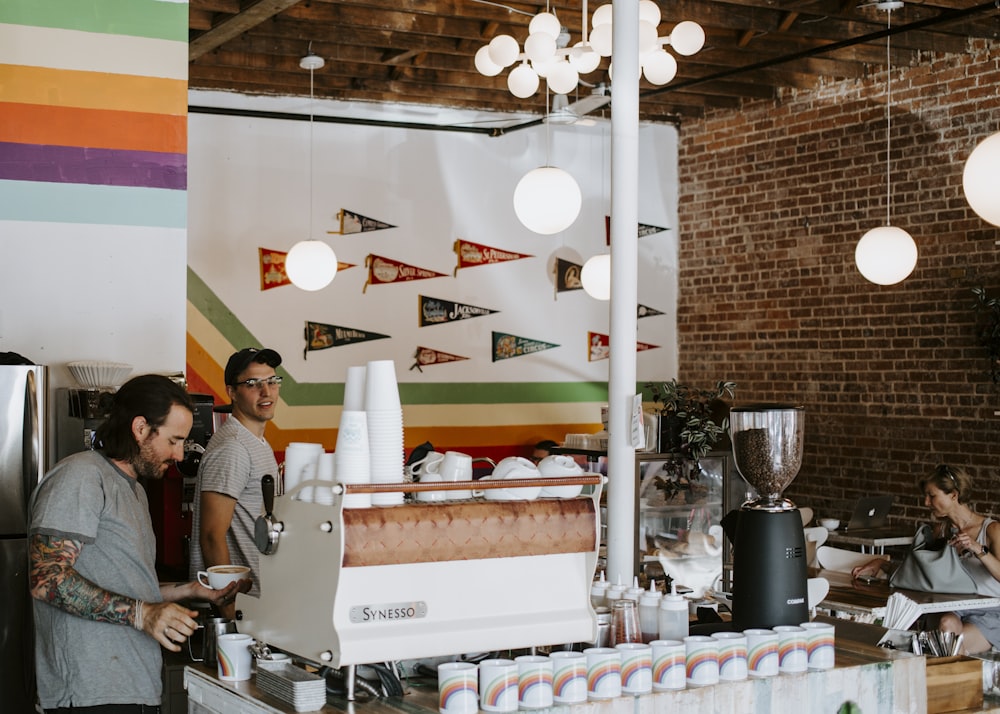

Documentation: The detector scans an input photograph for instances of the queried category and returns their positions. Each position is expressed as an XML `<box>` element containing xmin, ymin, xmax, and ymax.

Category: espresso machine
<box><xmin>727</xmin><ymin>404</ymin><xmax>808</xmax><ymax>630</ymax></box>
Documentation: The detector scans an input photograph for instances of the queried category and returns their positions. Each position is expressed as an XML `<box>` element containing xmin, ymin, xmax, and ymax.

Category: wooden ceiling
<box><xmin>188</xmin><ymin>0</ymin><xmax>999</xmax><ymax>128</ymax></box>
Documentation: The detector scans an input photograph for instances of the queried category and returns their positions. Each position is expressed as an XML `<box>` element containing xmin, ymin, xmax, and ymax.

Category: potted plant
<box><xmin>972</xmin><ymin>286</ymin><xmax>1000</xmax><ymax>383</ymax></box>
<box><xmin>644</xmin><ymin>379</ymin><xmax>737</xmax><ymax>501</ymax></box>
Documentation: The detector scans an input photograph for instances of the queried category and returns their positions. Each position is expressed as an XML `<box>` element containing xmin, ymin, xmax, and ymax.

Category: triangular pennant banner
<box><xmin>303</xmin><ymin>321</ymin><xmax>390</xmax><ymax>359</ymax></box>
<box><xmin>555</xmin><ymin>257</ymin><xmax>584</xmax><ymax>294</ymax></box>
<box><xmin>604</xmin><ymin>216</ymin><xmax>670</xmax><ymax>245</ymax></box>
<box><xmin>259</xmin><ymin>248</ymin><xmax>354</xmax><ymax>291</ymax></box>
<box><xmin>410</xmin><ymin>346</ymin><xmax>470</xmax><ymax>372</ymax></box>
<box><xmin>419</xmin><ymin>295</ymin><xmax>499</xmax><ymax>327</ymax></box>
<box><xmin>492</xmin><ymin>331</ymin><xmax>559</xmax><ymax>362</ymax></box>
<box><xmin>638</xmin><ymin>304</ymin><xmax>665</xmax><ymax>319</ymax></box>
<box><xmin>587</xmin><ymin>332</ymin><xmax>660</xmax><ymax>362</ymax></box>
<box><xmin>328</xmin><ymin>208</ymin><xmax>396</xmax><ymax>235</ymax></box>
<box><xmin>453</xmin><ymin>239</ymin><xmax>534</xmax><ymax>274</ymax></box>
<box><xmin>364</xmin><ymin>254</ymin><xmax>448</xmax><ymax>293</ymax></box>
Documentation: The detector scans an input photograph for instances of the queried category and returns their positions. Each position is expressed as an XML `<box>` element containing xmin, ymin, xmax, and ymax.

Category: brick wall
<box><xmin>677</xmin><ymin>40</ymin><xmax>1000</xmax><ymax>530</ymax></box>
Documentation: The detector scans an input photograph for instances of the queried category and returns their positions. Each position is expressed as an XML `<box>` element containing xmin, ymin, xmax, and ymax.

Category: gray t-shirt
<box><xmin>189</xmin><ymin>416</ymin><xmax>278</xmax><ymax>597</ymax></box>
<box><xmin>29</xmin><ymin>450</ymin><xmax>163</xmax><ymax>709</ymax></box>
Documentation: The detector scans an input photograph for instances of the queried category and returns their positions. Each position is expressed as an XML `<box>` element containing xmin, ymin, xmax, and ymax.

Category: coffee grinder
<box><xmin>727</xmin><ymin>404</ymin><xmax>807</xmax><ymax>630</ymax></box>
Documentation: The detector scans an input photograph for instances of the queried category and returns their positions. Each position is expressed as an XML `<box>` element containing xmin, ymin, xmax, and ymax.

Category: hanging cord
<box><xmin>309</xmin><ymin>62</ymin><xmax>316</xmax><ymax>240</ymax></box>
<box><xmin>884</xmin><ymin>11</ymin><xmax>893</xmax><ymax>227</ymax></box>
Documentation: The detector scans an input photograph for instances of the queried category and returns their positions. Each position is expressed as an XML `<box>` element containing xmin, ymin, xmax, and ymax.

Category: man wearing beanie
<box><xmin>190</xmin><ymin>348</ymin><xmax>282</xmax><ymax>619</ymax></box>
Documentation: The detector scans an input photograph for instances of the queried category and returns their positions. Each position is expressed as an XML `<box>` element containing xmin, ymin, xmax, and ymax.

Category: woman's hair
<box><xmin>917</xmin><ymin>464</ymin><xmax>973</xmax><ymax>502</ymax></box>
<box><xmin>96</xmin><ymin>375</ymin><xmax>193</xmax><ymax>461</ymax></box>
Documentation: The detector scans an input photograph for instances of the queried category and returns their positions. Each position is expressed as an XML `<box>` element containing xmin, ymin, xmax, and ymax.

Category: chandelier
<box><xmin>474</xmin><ymin>1</ymin><xmax>705</xmax><ymax>98</ymax></box>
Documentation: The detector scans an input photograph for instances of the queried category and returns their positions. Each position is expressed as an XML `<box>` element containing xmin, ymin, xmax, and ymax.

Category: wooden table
<box><xmin>817</xmin><ymin>568</ymin><xmax>1000</xmax><ymax>620</ymax></box>
<box><xmin>825</xmin><ymin>527</ymin><xmax>915</xmax><ymax>554</ymax></box>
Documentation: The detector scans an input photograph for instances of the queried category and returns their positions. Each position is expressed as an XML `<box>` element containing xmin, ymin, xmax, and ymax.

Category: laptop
<box><xmin>845</xmin><ymin>495</ymin><xmax>894</xmax><ymax>531</ymax></box>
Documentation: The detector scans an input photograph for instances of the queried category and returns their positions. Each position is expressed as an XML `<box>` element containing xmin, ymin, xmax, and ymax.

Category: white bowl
<box><xmin>819</xmin><ymin>518</ymin><xmax>840</xmax><ymax>531</ymax></box>
<box><xmin>67</xmin><ymin>361</ymin><xmax>133</xmax><ymax>388</ymax></box>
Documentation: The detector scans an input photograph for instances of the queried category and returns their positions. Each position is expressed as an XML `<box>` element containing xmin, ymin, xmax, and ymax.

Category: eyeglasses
<box><xmin>233</xmin><ymin>376</ymin><xmax>283</xmax><ymax>389</ymax></box>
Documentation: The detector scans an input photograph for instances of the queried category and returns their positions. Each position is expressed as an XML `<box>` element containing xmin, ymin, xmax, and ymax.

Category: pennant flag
<box><xmin>363</xmin><ymin>254</ymin><xmax>449</xmax><ymax>293</ymax></box>
<box><xmin>419</xmin><ymin>295</ymin><xmax>499</xmax><ymax>327</ymax></box>
<box><xmin>259</xmin><ymin>248</ymin><xmax>354</xmax><ymax>290</ymax></box>
<box><xmin>555</xmin><ymin>258</ymin><xmax>584</xmax><ymax>295</ymax></box>
<box><xmin>303</xmin><ymin>321</ymin><xmax>390</xmax><ymax>359</ymax></box>
<box><xmin>638</xmin><ymin>304</ymin><xmax>665</xmax><ymax>319</ymax></box>
<box><xmin>409</xmin><ymin>346</ymin><xmax>470</xmax><ymax>372</ymax></box>
<box><xmin>453</xmin><ymin>239</ymin><xmax>534</xmax><ymax>275</ymax></box>
<box><xmin>587</xmin><ymin>332</ymin><xmax>660</xmax><ymax>362</ymax></box>
<box><xmin>327</xmin><ymin>208</ymin><xmax>395</xmax><ymax>235</ymax></box>
<box><xmin>492</xmin><ymin>331</ymin><xmax>559</xmax><ymax>362</ymax></box>
<box><xmin>604</xmin><ymin>216</ymin><xmax>670</xmax><ymax>245</ymax></box>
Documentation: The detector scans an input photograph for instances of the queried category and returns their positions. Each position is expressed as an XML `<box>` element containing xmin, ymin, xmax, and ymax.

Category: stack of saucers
<box><xmin>364</xmin><ymin>359</ymin><xmax>404</xmax><ymax>506</ymax></box>
<box><xmin>256</xmin><ymin>663</ymin><xmax>326</xmax><ymax>712</ymax></box>
<box><xmin>334</xmin><ymin>410</ymin><xmax>370</xmax><ymax>509</ymax></box>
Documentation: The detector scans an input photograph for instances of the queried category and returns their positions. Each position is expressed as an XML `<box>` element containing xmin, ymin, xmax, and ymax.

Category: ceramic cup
<box><xmin>536</xmin><ymin>454</ymin><xmax>584</xmax><ymax>498</ymax></box>
<box><xmin>650</xmin><ymin>639</ymin><xmax>686</xmax><ymax>691</ymax></box>
<box><xmin>712</xmin><ymin>631</ymin><xmax>748</xmax><ymax>681</ymax></box>
<box><xmin>774</xmin><ymin>625</ymin><xmax>808</xmax><ymax>674</ymax></box>
<box><xmin>407</xmin><ymin>451</ymin><xmax>445</xmax><ymax>480</ymax></box>
<box><xmin>549</xmin><ymin>651</ymin><xmax>587</xmax><ymax>704</ymax></box>
<box><xmin>438</xmin><ymin>662</ymin><xmax>479</xmax><ymax>714</ymax></box>
<box><xmin>583</xmin><ymin>647</ymin><xmax>621</xmax><ymax>701</ymax></box>
<box><xmin>196</xmin><ymin>564</ymin><xmax>250</xmax><ymax>590</ymax></box>
<box><xmin>800</xmin><ymin>621</ymin><xmax>836</xmax><ymax>670</ymax></box>
<box><xmin>479</xmin><ymin>658</ymin><xmax>518</xmax><ymax>713</ymax></box>
<box><xmin>744</xmin><ymin>628</ymin><xmax>779</xmax><ymax>678</ymax></box>
<box><xmin>515</xmin><ymin>655</ymin><xmax>553</xmax><ymax>710</ymax></box>
<box><xmin>438</xmin><ymin>451</ymin><xmax>474</xmax><ymax>499</ymax></box>
<box><xmin>216</xmin><ymin>633</ymin><xmax>253</xmax><ymax>681</ymax></box>
<box><xmin>684</xmin><ymin>635</ymin><xmax>719</xmax><ymax>687</ymax></box>
<box><xmin>616</xmin><ymin>642</ymin><xmax>652</xmax><ymax>694</ymax></box>
<box><xmin>416</xmin><ymin>471</ymin><xmax>449</xmax><ymax>502</ymax></box>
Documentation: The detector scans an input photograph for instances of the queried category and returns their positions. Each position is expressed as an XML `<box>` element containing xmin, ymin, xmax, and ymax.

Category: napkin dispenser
<box><xmin>238</xmin><ymin>484</ymin><xmax>602</xmax><ymax>667</ymax></box>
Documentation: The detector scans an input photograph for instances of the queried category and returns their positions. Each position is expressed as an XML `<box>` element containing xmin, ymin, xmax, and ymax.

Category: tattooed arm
<box><xmin>28</xmin><ymin>533</ymin><xmax>198</xmax><ymax>653</ymax></box>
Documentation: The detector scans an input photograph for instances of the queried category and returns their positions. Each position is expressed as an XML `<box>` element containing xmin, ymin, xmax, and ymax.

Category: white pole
<box><xmin>605</xmin><ymin>0</ymin><xmax>640</xmax><ymax>586</ymax></box>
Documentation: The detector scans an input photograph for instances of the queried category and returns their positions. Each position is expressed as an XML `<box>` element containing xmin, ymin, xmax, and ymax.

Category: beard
<box><xmin>130</xmin><ymin>434</ymin><xmax>170</xmax><ymax>480</ymax></box>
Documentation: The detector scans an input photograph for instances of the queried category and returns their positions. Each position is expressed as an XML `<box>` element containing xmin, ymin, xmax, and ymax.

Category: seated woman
<box><xmin>852</xmin><ymin>464</ymin><xmax>1000</xmax><ymax>654</ymax></box>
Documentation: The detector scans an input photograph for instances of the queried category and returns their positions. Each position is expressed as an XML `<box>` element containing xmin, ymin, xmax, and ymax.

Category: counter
<box><xmin>180</xmin><ymin>619</ymin><xmax>1000</xmax><ymax>714</ymax></box>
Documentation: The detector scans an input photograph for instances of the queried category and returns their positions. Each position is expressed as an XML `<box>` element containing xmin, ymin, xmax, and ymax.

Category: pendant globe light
<box><xmin>286</xmin><ymin>49</ymin><xmax>338</xmax><ymax>291</ymax></box>
<box><xmin>854</xmin><ymin>3</ymin><xmax>917</xmax><ymax>286</ymax></box>
<box><xmin>963</xmin><ymin>131</ymin><xmax>1000</xmax><ymax>227</ymax></box>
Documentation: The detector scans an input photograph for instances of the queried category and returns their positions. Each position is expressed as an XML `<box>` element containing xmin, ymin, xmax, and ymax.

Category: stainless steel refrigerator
<box><xmin>0</xmin><ymin>364</ymin><xmax>47</xmax><ymax>711</ymax></box>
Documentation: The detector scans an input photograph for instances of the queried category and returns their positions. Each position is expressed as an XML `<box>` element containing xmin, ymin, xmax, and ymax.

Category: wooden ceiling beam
<box><xmin>189</xmin><ymin>0</ymin><xmax>304</xmax><ymax>61</ymax></box>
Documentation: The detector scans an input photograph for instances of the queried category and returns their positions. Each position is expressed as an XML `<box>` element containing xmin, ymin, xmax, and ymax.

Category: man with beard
<box><xmin>29</xmin><ymin>374</ymin><xmax>245</xmax><ymax>713</ymax></box>
<box><xmin>190</xmin><ymin>348</ymin><xmax>282</xmax><ymax>619</ymax></box>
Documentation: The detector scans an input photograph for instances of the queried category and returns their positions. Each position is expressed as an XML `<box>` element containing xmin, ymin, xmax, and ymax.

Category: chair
<box><xmin>816</xmin><ymin>545</ymin><xmax>889</xmax><ymax>575</ymax></box>
<box><xmin>803</xmin><ymin>526</ymin><xmax>829</xmax><ymax>567</ymax></box>
<box><xmin>799</xmin><ymin>507</ymin><xmax>814</xmax><ymax>527</ymax></box>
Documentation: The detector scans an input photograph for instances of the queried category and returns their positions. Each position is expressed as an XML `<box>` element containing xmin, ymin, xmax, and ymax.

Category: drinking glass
<box><xmin>610</xmin><ymin>600</ymin><xmax>640</xmax><ymax>646</ymax></box>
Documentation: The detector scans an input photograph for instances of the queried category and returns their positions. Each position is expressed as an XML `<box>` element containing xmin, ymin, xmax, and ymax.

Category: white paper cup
<box><xmin>744</xmin><ymin>628</ymin><xmax>779</xmax><ymax>678</ymax></box>
<box><xmin>616</xmin><ymin>642</ymin><xmax>652</xmax><ymax>694</ymax></box>
<box><xmin>650</xmin><ymin>639</ymin><xmax>686</xmax><ymax>691</ymax></box>
<box><xmin>549</xmin><ymin>651</ymin><xmax>587</xmax><ymax>704</ymax></box>
<box><xmin>364</xmin><ymin>359</ymin><xmax>401</xmax><ymax>410</ymax></box>
<box><xmin>774</xmin><ymin>625</ymin><xmax>808</xmax><ymax>673</ymax></box>
<box><xmin>479</xmin><ymin>658</ymin><xmax>518</xmax><ymax>713</ymax></box>
<box><xmin>343</xmin><ymin>365</ymin><xmax>366</xmax><ymax>411</ymax></box>
<box><xmin>514</xmin><ymin>655</ymin><xmax>553</xmax><ymax>709</ymax></box>
<box><xmin>800</xmin><ymin>621</ymin><xmax>836</xmax><ymax>670</ymax></box>
<box><xmin>216</xmin><ymin>633</ymin><xmax>253</xmax><ymax>681</ymax></box>
<box><xmin>583</xmin><ymin>647</ymin><xmax>621</xmax><ymax>700</ymax></box>
<box><xmin>684</xmin><ymin>635</ymin><xmax>719</xmax><ymax>687</ymax></box>
<box><xmin>283</xmin><ymin>442</ymin><xmax>323</xmax><ymax>497</ymax></box>
<box><xmin>438</xmin><ymin>662</ymin><xmax>479</xmax><ymax>714</ymax></box>
<box><xmin>711</xmin><ymin>631</ymin><xmax>748</xmax><ymax>681</ymax></box>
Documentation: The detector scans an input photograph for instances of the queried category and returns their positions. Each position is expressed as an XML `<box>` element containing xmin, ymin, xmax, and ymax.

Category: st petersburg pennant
<box><xmin>303</xmin><ymin>321</ymin><xmax>390</xmax><ymax>359</ymax></box>
<box><xmin>364</xmin><ymin>254</ymin><xmax>449</xmax><ymax>293</ymax></box>
<box><xmin>409</xmin><ymin>346</ymin><xmax>470</xmax><ymax>372</ymax></box>
<box><xmin>453</xmin><ymin>239</ymin><xmax>534</xmax><ymax>275</ymax></box>
<box><xmin>259</xmin><ymin>248</ymin><xmax>354</xmax><ymax>290</ymax></box>
<box><xmin>327</xmin><ymin>208</ymin><xmax>396</xmax><ymax>235</ymax></box>
<box><xmin>419</xmin><ymin>295</ymin><xmax>499</xmax><ymax>327</ymax></box>
<box><xmin>604</xmin><ymin>216</ymin><xmax>669</xmax><ymax>245</ymax></box>
<box><xmin>492</xmin><ymin>331</ymin><xmax>559</xmax><ymax>362</ymax></box>
<box><xmin>587</xmin><ymin>332</ymin><xmax>660</xmax><ymax>362</ymax></box>
<box><xmin>555</xmin><ymin>258</ymin><xmax>584</xmax><ymax>295</ymax></box>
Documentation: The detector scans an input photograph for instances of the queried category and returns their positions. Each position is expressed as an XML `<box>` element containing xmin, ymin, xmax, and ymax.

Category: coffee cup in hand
<box><xmin>197</xmin><ymin>564</ymin><xmax>251</xmax><ymax>590</ymax></box>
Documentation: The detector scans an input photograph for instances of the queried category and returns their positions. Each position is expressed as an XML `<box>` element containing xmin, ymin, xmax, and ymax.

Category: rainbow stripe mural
<box><xmin>0</xmin><ymin>0</ymin><xmax>188</xmax><ymax>227</ymax></box>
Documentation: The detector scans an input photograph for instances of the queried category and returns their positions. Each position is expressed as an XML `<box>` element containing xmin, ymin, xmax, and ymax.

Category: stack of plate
<box><xmin>256</xmin><ymin>663</ymin><xmax>327</xmax><ymax>712</ymax></box>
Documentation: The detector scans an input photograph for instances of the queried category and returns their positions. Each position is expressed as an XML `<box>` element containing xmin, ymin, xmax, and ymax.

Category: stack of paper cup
<box><xmin>298</xmin><ymin>462</ymin><xmax>317</xmax><ymax>503</ymax></box>
<box><xmin>364</xmin><ymin>360</ymin><xmax>405</xmax><ymax>506</ymax></box>
<box><xmin>313</xmin><ymin>452</ymin><xmax>336</xmax><ymax>505</ymax></box>
<box><xmin>283</xmin><ymin>442</ymin><xmax>323</xmax><ymax>499</ymax></box>
<box><xmin>335</xmin><ymin>410</ymin><xmax>371</xmax><ymax>509</ymax></box>
<box><xmin>344</xmin><ymin>365</ymin><xmax>366</xmax><ymax>412</ymax></box>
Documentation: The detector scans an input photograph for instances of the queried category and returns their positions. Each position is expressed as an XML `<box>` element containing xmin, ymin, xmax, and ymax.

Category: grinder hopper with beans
<box><xmin>723</xmin><ymin>404</ymin><xmax>808</xmax><ymax>630</ymax></box>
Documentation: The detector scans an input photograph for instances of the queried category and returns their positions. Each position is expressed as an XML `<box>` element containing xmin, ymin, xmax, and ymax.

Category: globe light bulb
<box><xmin>529</xmin><ymin>12</ymin><xmax>562</xmax><ymax>39</ymax></box>
<box><xmin>546</xmin><ymin>60</ymin><xmax>579</xmax><ymax>94</ymax></box>
<box><xmin>638</xmin><ymin>20</ymin><xmax>659</xmax><ymax>55</ymax></box>
<box><xmin>638</xmin><ymin>0</ymin><xmax>661</xmax><ymax>26</ymax></box>
<box><xmin>855</xmin><ymin>225</ymin><xmax>918</xmax><ymax>285</ymax></box>
<box><xmin>592</xmin><ymin>4</ymin><xmax>613</xmax><ymax>28</ymax></box>
<box><xmin>475</xmin><ymin>45</ymin><xmax>503</xmax><ymax>77</ymax></box>
<box><xmin>569</xmin><ymin>42</ymin><xmax>601</xmax><ymax>74</ymax></box>
<box><xmin>524</xmin><ymin>32</ymin><xmax>557</xmax><ymax>64</ymax></box>
<box><xmin>642</xmin><ymin>49</ymin><xmax>677</xmax><ymax>85</ymax></box>
<box><xmin>286</xmin><ymin>240</ymin><xmax>338</xmax><ymax>291</ymax></box>
<box><xmin>670</xmin><ymin>21</ymin><xmax>705</xmax><ymax>56</ymax></box>
<box><xmin>508</xmin><ymin>63</ymin><xmax>539</xmax><ymax>98</ymax></box>
<box><xmin>488</xmin><ymin>34</ymin><xmax>521</xmax><ymax>68</ymax></box>
<box><xmin>589</xmin><ymin>23</ymin><xmax>614</xmax><ymax>57</ymax></box>
<box><xmin>513</xmin><ymin>167</ymin><xmax>582</xmax><ymax>235</ymax></box>
<box><xmin>963</xmin><ymin>131</ymin><xmax>1000</xmax><ymax>227</ymax></box>
<box><xmin>582</xmin><ymin>254</ymin><xmax>612</xmax><ymax>300</ymax></box>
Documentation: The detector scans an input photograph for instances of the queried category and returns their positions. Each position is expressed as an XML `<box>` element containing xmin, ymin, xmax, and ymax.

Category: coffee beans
<box><xmin>733</xmin><ymin>428</ymin><xmax>802</xmax><ymax>497</ymax></box>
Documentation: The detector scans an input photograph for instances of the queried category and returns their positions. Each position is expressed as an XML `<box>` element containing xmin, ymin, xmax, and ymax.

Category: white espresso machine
<box><xmin>238</xmin><ymin>475</ymin><xmax>602</xmax><ymax>670</ymax></box>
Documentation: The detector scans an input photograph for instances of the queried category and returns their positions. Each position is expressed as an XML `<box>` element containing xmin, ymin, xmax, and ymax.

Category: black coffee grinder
<box><xmin>728</xmin><ymin>404</ymin><xmax>808</xmax><ymax>630</ymax></box>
